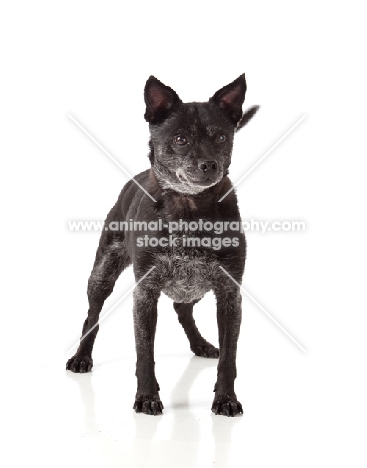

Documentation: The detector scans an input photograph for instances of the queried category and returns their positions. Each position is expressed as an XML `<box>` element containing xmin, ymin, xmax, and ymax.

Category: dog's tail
<box><xmin>236</xmin><ymin>105</ymin><xmax>260</xmax><ymax>132</ymax></box>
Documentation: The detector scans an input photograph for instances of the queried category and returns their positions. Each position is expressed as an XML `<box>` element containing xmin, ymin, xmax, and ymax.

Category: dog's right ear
<box><xmin>210</xmin><ymin>74</ymin><xmax>247</xmax><ymax>125</ymax></box>
<box><xmin>144</xmin><ymin>76</ymin><xmax>181</xmax><ymax>124</ymax></box>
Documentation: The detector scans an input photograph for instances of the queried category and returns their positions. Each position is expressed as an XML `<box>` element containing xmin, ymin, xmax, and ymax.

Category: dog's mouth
<box><xmin>176</xmin><ymin>168</ymin><xmax>222</xmax><ymax>187</ymax></box>
<box><xmin>178</xmin><ymin>173</ymin><xmax>215</xmax><ymax>186</ymax></box>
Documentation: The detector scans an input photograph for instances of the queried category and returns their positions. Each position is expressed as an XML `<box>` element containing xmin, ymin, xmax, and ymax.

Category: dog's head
<box><xmin>144</xmin><ymin>74</ymin><xmax>258</xmax><ymax>195</ymax></box>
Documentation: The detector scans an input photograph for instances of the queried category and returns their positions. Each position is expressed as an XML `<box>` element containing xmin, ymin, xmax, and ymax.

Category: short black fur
<box><xmin>66</xmin><ymin>74</ymin><xmax>259</xmax><ymax>417</ymax></box>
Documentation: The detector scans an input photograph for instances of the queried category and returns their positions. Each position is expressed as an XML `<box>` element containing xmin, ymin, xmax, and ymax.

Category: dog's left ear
<box><xmin>144</xmin><ymin>76</ymin><xmax>182</xmax><ymax>124</ymax></box>
<box><xmin>210</xmin><ymin>74</ymin><xmax>247</xmax><ymax>125</ymax></box>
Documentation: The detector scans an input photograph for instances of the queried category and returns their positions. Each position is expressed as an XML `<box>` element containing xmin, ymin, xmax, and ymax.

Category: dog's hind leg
<box><xmin>174</xmin><ymin>301</ymin><xmax>219</xmax><ymax>358</ymax></box>
<box><xmin>66</xmin><ymin>233</ymin><xmax>131</xmax><ymax>373</ymax></box>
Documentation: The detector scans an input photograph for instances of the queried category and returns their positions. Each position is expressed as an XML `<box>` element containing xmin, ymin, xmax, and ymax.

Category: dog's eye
<box><xmin>216</xmin><ymin>134</ymin><xmax>226</xmax><ymax>144</ymax></box>
<box><xmin>173</xmin><ymin>135</ymin><xmax>187</xmax><ymax>146</ymax></box>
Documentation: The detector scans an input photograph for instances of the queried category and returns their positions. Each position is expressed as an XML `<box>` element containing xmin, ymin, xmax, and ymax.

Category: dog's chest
<box><xmin>157</xmin><ymin>252</ymin><xmax>215</xmax><ymax>303</ymax></box>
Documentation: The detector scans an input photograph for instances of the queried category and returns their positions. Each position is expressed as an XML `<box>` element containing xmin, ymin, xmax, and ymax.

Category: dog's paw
<box><xmin>133</xmin><ymin>395</ymin><xmax>164</xmax><ymax>415</ymax></box>
<box><xmin>192</xmin><ymin>341</ymin><xmax>219</xmax><ymax>358</ymax></box>
<box><xmin>66</xmin><ymin>355</ymin><xmax>93</xmax><ymax>373</ymax></box>
<box><xmin>211</xmin><ymin>395</ymin><xmax>243</xmax><ymax>417</ymax></box>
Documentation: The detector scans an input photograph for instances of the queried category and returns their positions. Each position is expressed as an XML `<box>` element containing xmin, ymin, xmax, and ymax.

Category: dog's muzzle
<box><xmin>176</xmin><ymin>159</ymin><xmax>222</xmax><ymax>187</ymax></box>
<box><xmin>197</xmin><ymin>159</ymin><xmax>218</xmax><ymax>175</ymax></box>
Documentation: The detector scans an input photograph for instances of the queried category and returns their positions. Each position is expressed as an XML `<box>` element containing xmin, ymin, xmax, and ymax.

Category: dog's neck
<box><xmin>148</xmin><ymin>168</ymin><xmax>236</xmax><ymax>220</ymax></box>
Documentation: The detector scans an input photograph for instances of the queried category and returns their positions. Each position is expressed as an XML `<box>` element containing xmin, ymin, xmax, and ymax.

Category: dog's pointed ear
<box><xmin>210</xmin><ymin>74</ymin><xmax>247</xmax><ymax>125</ymax></box>
<box><xmin>144</xmin><ymin>76</ymin><xmax>182</xmax><ymax>124</ymax></box>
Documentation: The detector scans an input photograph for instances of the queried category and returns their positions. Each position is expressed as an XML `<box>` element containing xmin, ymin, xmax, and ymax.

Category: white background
<box><xmin>1</xmin><ymin>1</ymin><xmax>367</xmax><ymax>467</ymax></box>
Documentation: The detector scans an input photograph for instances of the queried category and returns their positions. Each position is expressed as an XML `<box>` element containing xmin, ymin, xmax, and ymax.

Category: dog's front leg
<box><xmin>212</xmin><ymin>286</ymin><xmax>243</xmax><ymax>416</ymax></box>
<box><xmin>132</xmin><ymin>284</ymin><xmax>163</xmax><ymax>415</ymax></box>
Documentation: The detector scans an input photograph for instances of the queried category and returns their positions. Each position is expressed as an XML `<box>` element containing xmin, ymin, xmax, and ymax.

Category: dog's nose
<box><xmin>198</xmin><ymin>160</ymin><xmax>218</xmax><ymax>173</ymax></box>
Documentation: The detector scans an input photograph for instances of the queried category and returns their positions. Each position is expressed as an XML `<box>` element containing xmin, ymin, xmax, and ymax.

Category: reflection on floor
<box><xmin>64</xmin><ymin>354</ymin><xmax>243</xmax><ymax>467</ymax></box>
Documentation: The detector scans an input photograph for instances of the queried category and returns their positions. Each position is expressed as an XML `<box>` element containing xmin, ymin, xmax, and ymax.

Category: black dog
<box><xmin>66</xmin><ymin>74</ymin><xmax>259</xmax><ymax>416</ymax></box>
